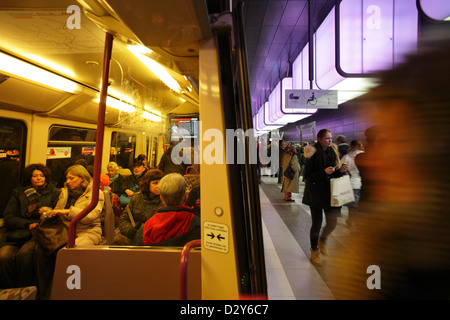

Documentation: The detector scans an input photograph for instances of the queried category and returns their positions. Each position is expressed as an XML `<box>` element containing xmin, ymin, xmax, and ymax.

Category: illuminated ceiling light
<box><xmin>108</xmin><ymin>88</ymin><xmax>135</xmax><ymax>104</ymax></box>
<box><xmin>128</xmin><ymin>44</ymin><xmax>182</xmax><ymax>93</ymax></box>
<box><xmin>0</xmin><ymin>52</ymin><xmax>80</xmax><ymax>93</ymax></box>
<box><xmin>144</xmin><ymin>105</ymin><xmax>161</xmax><ymax>115</ymax></box>
<box><xmin>142</xmin><ymin>106</ymin><xmax>162</xmax><ymax>122</ymax></box>
<box><xmin>330</xmin><ymin>78</ymin><xmax>377</xmax><ymax>104</ymax></box>
<box><xmin>23</xmin><ymin>54</ymin><xmax>76</xmax><ymax>77</ymax></box>
<box><xmin>94</xmin><ymin>95</ymin><xmax>135</xmax><ymax>113</ymax></box>
<box><xmin>142</xmin><ymin>111</ymin><xmax>162</xmax><ymax>122</ymax></box>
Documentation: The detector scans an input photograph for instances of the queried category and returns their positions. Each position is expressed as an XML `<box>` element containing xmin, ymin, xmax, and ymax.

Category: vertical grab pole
<box><xmin>179</xmin><ymin>239</ymin><xmax>201</xmax><ymax>300</ymax></box>
<box><xmin>67</xmin><ymin>32</ymin><xmax>113</xmax><ymax>247</ymax></box>
<box><xmin>308</xmin><ymin>0</ymin><xmax>314</xmax><ymax>89</ymax></box>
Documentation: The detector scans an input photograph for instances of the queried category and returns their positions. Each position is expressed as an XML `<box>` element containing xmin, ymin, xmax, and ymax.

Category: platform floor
<box><xmin>260</xmin><ymin>175</ymin><xmax>354</xmax><ymax>300</ymax></box>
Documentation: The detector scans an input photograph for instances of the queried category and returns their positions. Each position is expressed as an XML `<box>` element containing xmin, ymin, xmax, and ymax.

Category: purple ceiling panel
<box><xmin>258</xmin><ymin>25</ymin><xmax>278</xmax><ymax>44</ymax></box>
<box><xmin>263</xmin><ymin>1</ymin><xmax>287</xmax><ymax>26</ymax></box>
<box><xmin>273</xmin><ymin>25</ymin><xmax>294</xmax><ymax>44</ymax></box>
<box><xmin>245</xmin><ymin>0</ymin><xmax>269</xmax><ymax>26</ymax></box>
<box><xmin>245</xmin><ymin>26</ymin><xmax>263</xmax><ymax>44</ymax></box>
<box><xmin>280</xmin><ymin>1</ymin><xmax>307</xmax><ymax>26</ymax></box>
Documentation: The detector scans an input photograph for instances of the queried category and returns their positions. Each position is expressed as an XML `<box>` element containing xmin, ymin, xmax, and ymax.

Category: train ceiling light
<box><xmin>128</xmin><ymin>44</ymin><xmax>182</xmax><ymax>93</ymax></box>
<box><xmin>0</xmin><ymin>52</ymin><xmax>81</xmax><ymax>94</ymax></box>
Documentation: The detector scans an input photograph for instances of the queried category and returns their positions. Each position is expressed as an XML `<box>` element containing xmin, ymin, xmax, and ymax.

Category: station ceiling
<box><xmin>234</xmin><ymin>0</ymin><xmax>335</xmax><ymax>116</ymax></box>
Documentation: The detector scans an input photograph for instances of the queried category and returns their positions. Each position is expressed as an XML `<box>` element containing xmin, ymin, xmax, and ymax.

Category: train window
<box><xmin>46</xmin><ymin>125</ymin><xmax>97</xmax><ymax>187</ymax></box>
<box><xmin>0</xmin><ymin>117</ymin><xmax>27</xmax><ymax>217</ymax></box>
<box><xmin>110</xmin><ymin>131</ymin><xmax>136</xmax><ymax>170</ymax></box>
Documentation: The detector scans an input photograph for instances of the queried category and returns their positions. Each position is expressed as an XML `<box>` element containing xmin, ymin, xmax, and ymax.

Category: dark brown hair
<box><xmin>22</xmin><ymin>163</ymin><xmax>52</xmax><ymax>186</ymax></box>
<box><xmin>317</xmin><ymin>128</ymin><xmax>331</xmax><ymax>139</ymax></box>
<box><xmin>140</xmin><ymin>169</ymin><xmax>164</xmax><ymax>197</ymax></box>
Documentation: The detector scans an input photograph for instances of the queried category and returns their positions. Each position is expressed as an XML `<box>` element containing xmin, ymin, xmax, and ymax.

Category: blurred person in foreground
<box><xmin>328</xmin><ymin>37</ymin><xmax>450</xmax><ymax>299</ymax></box>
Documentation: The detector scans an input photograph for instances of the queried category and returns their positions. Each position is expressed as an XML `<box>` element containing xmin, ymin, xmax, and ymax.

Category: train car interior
<box><xmin>0</xmin><ymin>0</ymin><xmax>264</xmax><ymax>300</ymax></box>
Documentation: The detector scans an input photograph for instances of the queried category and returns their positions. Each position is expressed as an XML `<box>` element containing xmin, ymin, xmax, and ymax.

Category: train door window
<box><xmin>0</xmin><ymin>118</ymin><xmax>27</xmax><ymax>217</ymax></box>
<box><xmin>110</xmin><ymin>131</ymin><xmax>136</xmax><ymax>170</ymax></box>
<box><xmin>46</xmin><ymin>125</ymin><xmax>96</xmax><ymax>188</ymax></box>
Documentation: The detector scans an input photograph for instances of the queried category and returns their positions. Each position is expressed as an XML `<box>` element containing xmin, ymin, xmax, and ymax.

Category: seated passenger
<box><xmin>35</xmin><ymin>164</ymin><xmax>104</xmax><ymax>299</ymax></box>
<box><xmin>106</xmin><ymin>161</ymin><xmax>127</xmax><ymax>221</ymax></box>
<box><xmin>115</xmin><ymin>169</ymin><xmax>164</xmax><ymax>245</ymax></box>
<box><xmin>142</xmin><ymin>173</ymin><xmax>200</xmax><ymax>246</ymax></box>
<box><xmin>120</xmin><ymin>161</ymin><xmax>146</xmax><ymax>205</ymax></box>
<box><xmin>42</xmin><ymin>164</ymin><xmax>104</xmax><ymax>246</ymax></box>
<box><xmin>185</xmin><ymin>184</ymin><xmax>200</xmax><ymax>216</ymax></box>
<box><xmin>0</xmin><ymin>164</ymin><xmax>60</xmax><ymax>289</ymax></box>
<box><xmin>106</xmin><ymin>161</ymin><xmax>126</xmax><ymax>194</ymax></box>
<box><xmin>136</xmin><ymin>154</ymin><xmax>150</xmax><ymax>171</ymax></box>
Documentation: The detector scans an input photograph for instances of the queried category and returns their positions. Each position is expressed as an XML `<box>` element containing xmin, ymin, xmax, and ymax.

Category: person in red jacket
<box><xmin>142</xmin><ymin>173</ymin><xmax>200</xmax><ymax>246</ymax></box>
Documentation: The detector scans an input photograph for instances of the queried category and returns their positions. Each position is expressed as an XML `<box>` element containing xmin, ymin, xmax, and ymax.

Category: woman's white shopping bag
<box><xmin>330</xmin><ymin>175</ymin><xmax>355</xmax><ymax>207</ymax></box>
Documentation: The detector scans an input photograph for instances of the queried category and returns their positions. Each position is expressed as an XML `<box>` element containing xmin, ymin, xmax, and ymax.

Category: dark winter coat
<box><xmin>302</xmin><ymin>144</ymin><xmax>345</xmax><ymax>209</ymax></box>
<box><xmin>1</xmin><ymin>184</ymin><xmax>60</xmax><ymax>246</ymax></box>
<box><xmin>124</xmin><ymin>173</ymin><xmax>144</xmax><ymax>193</ymax></box>
<box><xmin>118</xmin><ymin>192</ymin><xmax>162</xmax><ymax>240</ymax></box>
<box><xmin>158</xmin><ymin>146</ymin><xmax>186</xmax><ymax>176</ymax></box>
<box><xmin>109</xmin><ymin>174</ymin><xmax>127</xmax><ymax>196</ymax></box>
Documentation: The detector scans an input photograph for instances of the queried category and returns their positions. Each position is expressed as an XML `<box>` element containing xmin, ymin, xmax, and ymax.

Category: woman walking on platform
<box><xmin>302</xmin><ymin>129</ymin><xmax>348</xmax><ymax>266</ymax></box>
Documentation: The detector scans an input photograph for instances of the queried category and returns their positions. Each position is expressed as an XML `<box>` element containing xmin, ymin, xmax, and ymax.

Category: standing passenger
<box><xmin>277</xmin><ymin>139</ymin><xmax>286</xmax><ymax>183</ymax></box>
<box><xmin>340</xmin><ymin>140</ymin><xmax>364</xmax><ymax>227</ymax></box>
<box><xmin>302</xmin><ymin>129</ymin><xmax>348</xmax><ymax>266</ymax></box>
<box><xmin>281</xmin><ymin>146</ymin><xmax>300</xmax><ymax>201</ymax></box>
<box><xmin>336</xmin><ymin>135</ymin><xmax>349</xmax><ymax>159</ymax></box>
<box><xmin>158</xmin><ymin>141</ymin><xmax>187</xmax><ymax>175</ymax></box>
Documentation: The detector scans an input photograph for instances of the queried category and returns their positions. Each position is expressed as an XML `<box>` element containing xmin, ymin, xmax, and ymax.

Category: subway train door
<box><xmin>199</xmin><ymin>4</ymin><xmax>267</xmax><ymax>299</ymax></box>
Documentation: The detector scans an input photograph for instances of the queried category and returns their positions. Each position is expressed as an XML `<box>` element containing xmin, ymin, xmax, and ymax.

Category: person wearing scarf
<box><xmin>106</xmin><ymin>161</ymin><xmax>126</xmax><ymax>196</ymax></box>
<box><xmin>43</xmin><ymin>164</ymin><xmax>104</xmax><ymax>246</ymax></box>
<box><xmin>0</xmin><ymin>164</ymin><xmax>60</xmax><ymax>289</ymax></box>
<box><xmin>142</xmin><ymin>173</ymin><xmax>200</xmax><ymax>246</ymax></box>
<box><xmin>302</xmin><ymin>129</ymin><xmax>348</xmax><ymax>266</ymax></box>
<box><xmin>35</xmin><ymin>164</ymin><xmax>104</xmax><ymax>299</ymax></box>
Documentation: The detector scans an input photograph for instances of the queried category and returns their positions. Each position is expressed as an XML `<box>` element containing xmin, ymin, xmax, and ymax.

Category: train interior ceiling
<box><xmin>0</xmin><ymin>0</ymin><xmax>207</xmax><ymax>128</ymax></box>
<box><xmin>0</xmin><ymin>0</ymin><xmax>340</xmax><ymax>130</ymax></box>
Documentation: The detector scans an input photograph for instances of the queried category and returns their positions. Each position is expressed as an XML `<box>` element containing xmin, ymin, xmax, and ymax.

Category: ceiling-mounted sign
<box><xmin>285</xmin><ymin>89</ymin><xmax>338</xmax><ymax>109</ymax></box>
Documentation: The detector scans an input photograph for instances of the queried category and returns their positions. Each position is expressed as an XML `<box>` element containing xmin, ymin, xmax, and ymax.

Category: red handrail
<box><xmin>68</xmin><ymin>32</ymin><xmax>113</xmax><ymax>247</ymax></box>
<box><xmin>179</xmin><ymin>239</ymin><xmax>201</xmax><ymax>300</ymax></box>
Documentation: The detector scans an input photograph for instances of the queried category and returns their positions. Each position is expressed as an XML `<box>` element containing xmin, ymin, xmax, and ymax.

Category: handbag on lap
<box><xmin>35</xmin><ymin>215</ymin><xmax>68</xmax><ymax>255</ymax></box>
